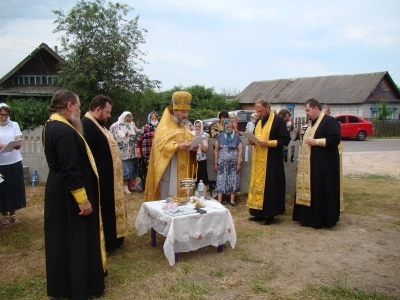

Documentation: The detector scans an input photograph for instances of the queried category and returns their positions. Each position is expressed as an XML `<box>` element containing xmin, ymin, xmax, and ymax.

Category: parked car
<box><xmin>202</xmin><ymin>110</ymin><xmax>256</xmax><ymax>135</ymax></box>
<box><xmin>299</xmin><ymin>114</ymin><xmax>373</xmax><ymax>141</ymax></box>
<box><xmin>334</xmin><ymin>114</ymin><xmax>373</xmax><ymax>141</ymax></box>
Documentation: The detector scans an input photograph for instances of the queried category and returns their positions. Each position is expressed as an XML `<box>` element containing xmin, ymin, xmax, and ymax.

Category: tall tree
<box><xmin>53</xmin><ymin>0</ymin><xmax>160</xmax><ymax>107</ymax></box>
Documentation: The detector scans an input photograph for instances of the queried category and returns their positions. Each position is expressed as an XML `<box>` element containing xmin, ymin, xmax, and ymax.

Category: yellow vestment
<box><xmin>295</xmin><ymin>113</ymin><xmax>325</xmax><ymax>207</ymax></box>
<box><xmin>247</xmin><ymin>112</ymin><xmax>277</xmax><ymax>210</ymax></box>
<box><xmin>144</xmin><ymin>106</ymin><xmax>196</xmax><ymax>201</ymax></box>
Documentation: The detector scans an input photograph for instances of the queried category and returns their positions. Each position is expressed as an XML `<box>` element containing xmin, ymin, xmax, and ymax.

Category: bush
<box><xmin>6</xmin><ymin>98</ymin><xmax>50</xmax><ymax>130</ymax></box>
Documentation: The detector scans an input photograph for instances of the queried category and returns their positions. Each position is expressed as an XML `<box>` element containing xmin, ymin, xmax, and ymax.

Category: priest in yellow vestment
<box><xmin>144</xmin><ymin>91</ymin><xmax>196</xmax><ymax>201</ymax></box>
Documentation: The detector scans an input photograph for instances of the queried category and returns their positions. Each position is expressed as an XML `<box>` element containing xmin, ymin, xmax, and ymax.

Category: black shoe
<box><xmin>260</xmin><ymin>217</ymin><xmax>274</xmax><ymax>225</ymax></box>
<box><xmin>248</xmin><ymin>216</ymin><xmax>263</xmax><ymax>222</ymax></box>
<box><xmin>230</xmin><ymin>202</ymin><xmax>237</xmax><ymax>207</ymax></box>
<box><xmin>87</xmin><ymin>291</ymin><xmax>105</xmax><ymax>299</ymax></box>
<box><xmin>291</xmin><ymin>156</ymin><xmax>295</xmax><ymax>162</ymax></box>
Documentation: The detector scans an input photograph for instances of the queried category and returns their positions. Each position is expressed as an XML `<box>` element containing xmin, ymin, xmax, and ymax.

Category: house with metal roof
<box><xmin>236</xmin><ymin>71</ymin><xmax>400</xmax><ymax>119</ymax></box>
<box><xmin>0</xmin><ymin>43</ymin><xmax>63</xmax><ymax>99</ymax></box>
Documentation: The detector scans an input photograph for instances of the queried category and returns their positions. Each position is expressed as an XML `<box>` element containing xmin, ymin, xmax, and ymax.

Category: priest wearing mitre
<box><xmin>144</xmin><ymin>91</ymin><xmax>196</xmax><ymax>200</ymax></box>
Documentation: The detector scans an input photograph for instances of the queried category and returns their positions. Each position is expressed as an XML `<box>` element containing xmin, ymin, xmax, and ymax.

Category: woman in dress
<box><xmin>135</xmin><ymin>112</ymin><xmax>159</xmax><ymax>190</ymax></box>
<box><xmin>0</xmin><ymin>103</ymin><xmax>26</xmax><ymax>224</ymax></box>
<box><xmin>110</xmin><ymin>111</ymin><xmax>138</xmax><ymax>194</ymax></box>
<box><xmin>192</xmin><ymin>120</ymin><xmax>209</xmax><ymax>199</ymax></box>
<box><xmin>214</xmin><ymin>119</ymin><xmax>242</xmax><ymax>206</ymax></box>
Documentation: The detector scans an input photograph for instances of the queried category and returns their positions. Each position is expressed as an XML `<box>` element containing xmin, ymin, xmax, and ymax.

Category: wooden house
<box><xmin>0</xmin><ymin>43</ymin><xmax>63</xmax><ymax>99</ymax></box>
<box><xmin>237</xmin><ymin>71</ymin><xmax>400</xmax><ymax>119</ymax></box>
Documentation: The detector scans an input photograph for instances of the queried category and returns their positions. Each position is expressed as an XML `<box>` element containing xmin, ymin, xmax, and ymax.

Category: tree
<box><xmin>375</xmin><ymin>100</ymin><xmax>392</xmax><ymax>120</ymax></box>
<box><xmin>53</xmin><ymin>0</ymin><xmax>160</xmax><ymax>108</ymax></box>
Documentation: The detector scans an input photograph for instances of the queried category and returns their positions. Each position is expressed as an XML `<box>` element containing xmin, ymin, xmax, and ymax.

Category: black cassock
<box><xmin>44</xmin><ymin>120</ymin><xmax>105</xmax><ymax>299</ymax></box>
<box><xmin>81</xmin><ymin>116</ymin><xmax>124</xmax><ymax>252</ymax></box>
<box><xmin>249</xmin><ymin>115</ymin><xmax>290</xmax><ymax>219</ymax></box>
<box><xmin>293</xmin><ymin>115</ymin><xmax>341</xmax><ymax>227</ymax></box>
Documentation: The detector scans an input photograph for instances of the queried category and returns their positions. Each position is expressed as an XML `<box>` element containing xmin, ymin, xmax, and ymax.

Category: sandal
<box><xmin>10</xmin><ymin>215</ymin><xmax>19</xmax><ymax>223</ymax></box>
<box><xmin>1</xmin><ymin>216</ymin><xmax>9</xmax><ymax>225</ymax></box>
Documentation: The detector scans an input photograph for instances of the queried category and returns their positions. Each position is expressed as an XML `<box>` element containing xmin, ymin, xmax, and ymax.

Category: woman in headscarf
<box><xmin>135</xmin><ymin>112</ymin><xmax>159</xmax><ymax>190</ymax></box>
<box><xmin>110</xmin><ymin>111</ymin><xmax>138</xmax><ymax>194</ymax></box>
<box><xmin>192</xmin><ymin>120</ymin><xmax>210</xmax><ymax>199</ymax></box>
<box><xmin>213</xmin><ymin>119</ymin><xmax>242</xmax><ymax>206</ymax></box>
<box><xmin>0</xmin><ymin>103</ymin><xmax>26</xmax><ymax>224</ymax></box>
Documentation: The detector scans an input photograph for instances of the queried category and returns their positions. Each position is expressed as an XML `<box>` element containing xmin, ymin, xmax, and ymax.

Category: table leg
<box><xmin>217</xmin><ymin>245</ymin><xmax>224</xmax><ymax>252</ymax></box>
<box><xmin>175</xmin><ymin>253</ymin><xmax>179</xmax><ymax>262</ymax></box>
<box><xmin>151</xmin><ymin>227</ymin><xmax>156</xmax><ymax>247</ymax></box>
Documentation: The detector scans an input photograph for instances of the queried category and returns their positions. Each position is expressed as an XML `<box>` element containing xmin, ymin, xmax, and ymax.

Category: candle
<box><xmin>195</xmin><ymin>163</ymin><xmax>198</xmax><ymax>178</ymax></box>
<box><xmin>192</xmin><ymin>164</ymin><xmax>194</xmax><ymax>178</ymax></box>
<box><xmin>187</xmin><ymin>165</ymin><xmax>189</xmax><ymax>178</ymax></box>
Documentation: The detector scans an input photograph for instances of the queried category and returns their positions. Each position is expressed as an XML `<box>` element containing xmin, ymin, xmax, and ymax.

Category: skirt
<box><xmin>195</xmin><ymin>160</ymin><xmax>209</xmax><ymax>185</ymax></box>
<box><xmin>0</xmin><ymin>161</ymin><xmax>26</xmax><ymax>212</ymax></box>
<box><xmin>122</xmin><ymin>158</ymin><xmax>137</xmax><ymax>180</ymax></box>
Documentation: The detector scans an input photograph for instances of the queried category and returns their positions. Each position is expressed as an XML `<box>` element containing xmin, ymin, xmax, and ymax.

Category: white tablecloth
<box><xmin>135</xmin><ymin>200</ymin><xmax>237</xmax><ymax>265</ymax></box>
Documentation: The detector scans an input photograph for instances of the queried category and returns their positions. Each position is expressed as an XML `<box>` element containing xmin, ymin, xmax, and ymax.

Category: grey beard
<box><xmin>71</xmin><ymin>116</ymin><xmax>84</xmax><ymax>136</ymax></box>
<box><xmin>173</xmin><ymin>116</ymin><xmax>188</xmax><ymax>126</ymax></box>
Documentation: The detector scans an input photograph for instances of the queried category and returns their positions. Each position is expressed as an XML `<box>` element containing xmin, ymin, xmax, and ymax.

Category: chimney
<box><xmin>54</xmin><ymin>46</ymin><xmax>58</xmax><ymax>54</ymax></box>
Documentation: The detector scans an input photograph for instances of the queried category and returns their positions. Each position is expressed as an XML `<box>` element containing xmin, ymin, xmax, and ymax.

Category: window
<box><xmin>42</xmin><ymin>77</ymin><xmax>47</xmax><ymax>85</ymax></box>
<box><xmin>348</xmin><ymin>116</ymin><xmax>360</xmax><ymax>123</ymax></box>
<box><xmin>48</xmin><ymin>77</ymin><xmax>53</xmax><ymax>85</ymax></box>
<box><xmin>30</xmin><ymin>77</ymin><xmax>35</xmax><ymax>85</ymax></box>
<box><xmin>336</xmin><ymin>116</ymin><xmax>346</xmax><ymax>124</ymax></box>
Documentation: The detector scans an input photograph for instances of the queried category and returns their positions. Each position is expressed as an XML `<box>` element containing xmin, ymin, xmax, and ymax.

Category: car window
<box><xmin>336</xmin><ymin>116</ymin><xmax>346</xmax><ymax>124</ymax></box>
<box><xmin>348</xmin><ymin>116</ymin><xmax>360</xmax><ymax>123</ymax></box>
<box><xmin>237</xmin><ymin>114</ymin><xmax>247</xmax><ymax>121</ymax></box>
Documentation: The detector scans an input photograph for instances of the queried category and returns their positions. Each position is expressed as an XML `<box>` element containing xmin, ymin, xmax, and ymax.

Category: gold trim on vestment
<box><xmin>144</xmin><ymin>106</ymin><xmax>195</xmax><ymax>201</ymax></box>
<box><xmin>46</xmin><ymin>113</ymin><xmax>107</xmax><ymax>272</ymax></box>
<box><xmin>246</xmin><ymin>113</ymin><xmax>275</xmax><ymax>210</ymax></box>
<box><xmin>295</xmin><ymin>112</ymin><xmax>325</xmax><ymax>207</ymax></box>
<box><xmin>71</xmin><ymin>187</ymin><xmax>88</xmax><ymax>205</ymax></box>
<box><xmin>84</xmin><ymin>112</ymin><xmax>127</xmax><ymax>239</ymax></box>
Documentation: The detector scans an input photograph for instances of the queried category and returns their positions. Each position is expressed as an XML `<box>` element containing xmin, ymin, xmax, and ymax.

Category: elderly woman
<box><xmin>192</xmin><ymin>120</ymin><xmax>210</xmax><ymax>199</ymax></box>
<box><xmin>135</xmin><ymin>112</ymin><xmax>159</xmax><ymax>189</ymax></box>
<box><xmin>110</xmin><ymin>111</ymin><xmax>138</xmax><ymax>194</ymax></box>
<box><xmin>210</xmin><ymin>110</ymin><xmax>229</xmax><ymax>138</ymax></box>
<box><xmin>0</xmin><ymin>103</ymin><xmax>26</xmax><ymax>224</ymax></box>
<box><xmin>214</xmin><ymin>119</ymin><xmax>242</xmax><ymax>206</ymax></box>
<box><xmin>229</xmin><ymin>113</ymin><xmax>239</xmax><ymax>133</ymax></box>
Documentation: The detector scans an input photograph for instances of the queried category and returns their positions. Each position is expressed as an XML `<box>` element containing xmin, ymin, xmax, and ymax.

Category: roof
<box><xmin>0</xmin><ymin>43</ymin><xmax>64</xmax><ymax>84</ymax></box>
<box><xmin>236</xmin><ymin>71</ymin><xmax>399</xmax><ymax>104</ymax></box>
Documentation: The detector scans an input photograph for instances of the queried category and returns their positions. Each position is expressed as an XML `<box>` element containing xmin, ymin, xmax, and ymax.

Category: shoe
<box><xmin>1</xmin><ymin>216</ymin><xmax>9</xmax><ymax>225</ymax></box>
<box><xmin>230</xmin><ymin>202</ymin><xmax>237</xmax><ymax>207</ymax></box>
<box><xmin>291</xmin><ymin>156</ymin><xmax>295</xmax><ymax>162</ymax></box>
<box><xmin>87</xmin><ymin>291</ymin><xmax>105</xmax><ymax>299</ymax></box>
<box><xmin>10</xmin><ymin>215</ymin><xmax>19</xmax><ymax>223</ymax></box>
<box><xmin>260</xmin><ymin>217</ymin><xmax>274</xmax><ymax>225</ymax></box>
<box><xmin>124</xmin><ymin>186</ymin><xmax>131</xmax><ymax>194</ymax></box>
<box><xmin>248</xmin><ymin>216</ymin><xmax>263</xmax><ymax>222</ymax></box>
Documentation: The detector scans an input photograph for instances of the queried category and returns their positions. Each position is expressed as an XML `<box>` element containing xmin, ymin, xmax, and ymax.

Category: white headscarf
<box><xmin>118</xmin><ymin>111</ymin><xmax>133</xmax><ymax>125</ymax></box>
<box><xmin>193</xmin><ymin>120</ymin><xmax>204</xmax><ymax>136</ymax></box>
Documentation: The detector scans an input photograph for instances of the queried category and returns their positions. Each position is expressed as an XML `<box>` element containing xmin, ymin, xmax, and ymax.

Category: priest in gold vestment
<box><xmin>246</xmin><ymin>99</ymin><xmax>290</xmax><ymax>225</ymax></box>
<box><xmin>144</xmin><ymin>91</ymin><xmax>196</xmax><ymax>201</ymax></box>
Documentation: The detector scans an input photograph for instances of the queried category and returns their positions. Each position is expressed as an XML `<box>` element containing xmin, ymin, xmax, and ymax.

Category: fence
<box><xmin>20</xmin><ymin>126</ymin><xmax>301</xmax><ymax>195</ymax></box>
<box><xmin>369</xmin><ymin>119</ymin><xmax>400</xmax><ymax>137</ymax></box>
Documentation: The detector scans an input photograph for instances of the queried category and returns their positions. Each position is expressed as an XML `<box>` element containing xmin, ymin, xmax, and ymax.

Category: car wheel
<box><xmin>356</xmin><ymin>131</ymin><xmax>367</xmax><ymax>141</ymax></box>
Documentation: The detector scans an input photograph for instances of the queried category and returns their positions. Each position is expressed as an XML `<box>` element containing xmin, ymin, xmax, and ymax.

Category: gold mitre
<box><xmin>172</xmin><ymin>91</ymin><xmax>192</xmax><ymax>110</ymax></box>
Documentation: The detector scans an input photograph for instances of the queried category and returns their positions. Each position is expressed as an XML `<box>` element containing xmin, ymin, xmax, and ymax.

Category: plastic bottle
<box><xmin>31</xmin><ymin>170</ymin><xmax>38</xmax><ymax>187</ymax></box>
<box><xmin>198</xmin><ymin>180</ymin><xmax>204</xmax><ymax>192</ymax></box>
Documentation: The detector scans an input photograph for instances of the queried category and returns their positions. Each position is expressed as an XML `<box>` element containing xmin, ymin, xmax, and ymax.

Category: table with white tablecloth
<box><xmin>135</xmin><ymin>200</ymin><xmax>237</xmax><ymax>266</ymax></box>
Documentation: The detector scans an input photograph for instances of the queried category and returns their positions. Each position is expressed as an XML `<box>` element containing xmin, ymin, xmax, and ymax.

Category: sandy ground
<box><xmin>343</xmin><ymin>151</ymin><xmax>400</xmax><ymax>178</ymax></box>
<box><xmin>267</xmin><ymin>151</ymin><xmax>400</xmax><ymax>297</ymax></box>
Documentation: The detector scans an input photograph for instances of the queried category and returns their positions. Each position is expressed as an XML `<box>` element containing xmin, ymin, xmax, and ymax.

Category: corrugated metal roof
<box><xmin>236</xmin><ymin>72</ymin><xmax>397</xmax><ymax>104</ymax></box>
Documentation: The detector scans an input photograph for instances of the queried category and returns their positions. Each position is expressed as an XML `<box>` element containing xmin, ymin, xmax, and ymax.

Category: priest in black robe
<box><xmin>81</xmin><ymin>94</ymin><xmax>127</xmax><ymax>252</ymax></box>
<box><xmin>293</xmin><ymin>98</ymin><xmax>341</xmax><ymax>228</ymax></box>
<box><xmin>246</xmin><ymin>99</ymin><xmax>291</xmax><ymax>225</ymax></box>
<box><xmin>43</xmin><ymin>90</ymin><xmax>107</xmax><ymax>300</ymax></box>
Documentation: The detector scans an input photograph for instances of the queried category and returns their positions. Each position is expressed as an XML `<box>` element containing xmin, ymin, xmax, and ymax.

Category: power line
<box><xmin>0</xmin><ymin>36</ymin><xmax>35</xmax><ymax>48</ymax></box>
<box><xmin>0</xmin><ymin>47</ymin><xmax>30</xmax><ymax>55</ymax></box>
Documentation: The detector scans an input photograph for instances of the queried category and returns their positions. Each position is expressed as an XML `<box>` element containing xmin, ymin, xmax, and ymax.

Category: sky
<box><xmin>0</xmin><ymin>0</ymin><xmax>399</xmax><ymax>93</ymax></box>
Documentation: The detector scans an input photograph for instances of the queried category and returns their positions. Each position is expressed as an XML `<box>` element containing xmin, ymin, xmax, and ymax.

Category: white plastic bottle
<box><xmin>198</xmin><ymin>180</ymin><xmax>204</xmax><ymax>193</ymax></box>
